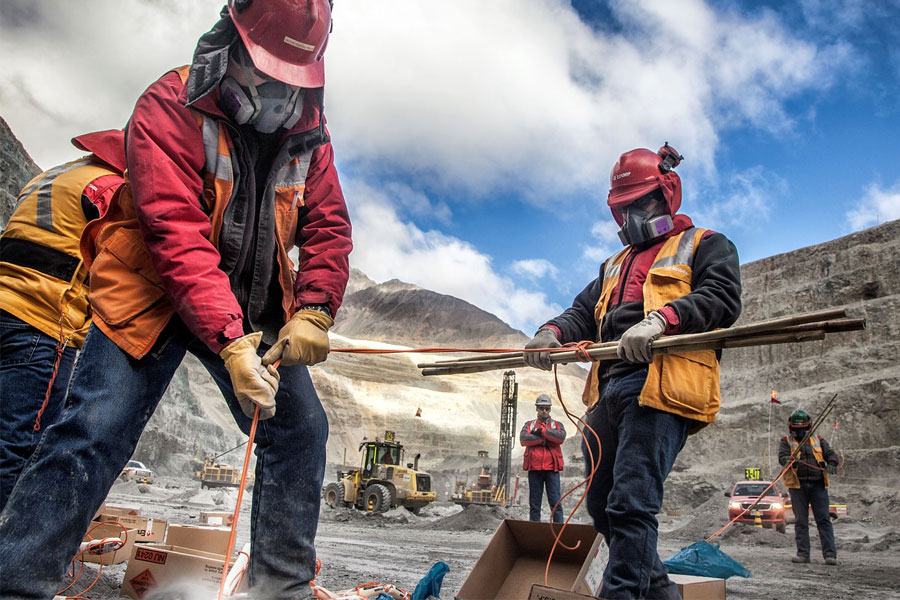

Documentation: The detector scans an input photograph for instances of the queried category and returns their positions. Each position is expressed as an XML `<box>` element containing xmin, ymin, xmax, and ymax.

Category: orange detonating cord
<box><xmin>56</xmin><ymin>520</ymin><xmax>128</xmax><ymax>599</ymax></box>
<box><xmin>217</xmin><ymin>358</ymin><xmax>280</xmax><ymax>600</ymax></box>
<box><xmin>542</xmin><ymin>358</ymin><xmax>603</xmax><ymax>585</ymax></box>
<box><xmin>217</xmin><ymin>403</ymin><xmax>261</xmax><ymax>600</ymax></box>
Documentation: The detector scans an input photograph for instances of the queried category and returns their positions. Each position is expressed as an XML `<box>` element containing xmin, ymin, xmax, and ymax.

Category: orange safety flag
<box><xmin>770</xmin><ymin>389</ymin><xmax>780</xmax><ymax>404</ymax></box>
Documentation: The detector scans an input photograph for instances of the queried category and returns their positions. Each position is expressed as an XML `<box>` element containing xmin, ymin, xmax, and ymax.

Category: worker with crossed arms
<box><xmin>520</xmin><ymin>393</ymin><xmax>567</xmax><ymax>523</ymax></box>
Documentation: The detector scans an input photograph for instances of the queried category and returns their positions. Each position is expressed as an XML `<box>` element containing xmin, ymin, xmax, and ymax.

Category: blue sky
<box><xmin>1</xmin><ymin>0</ymin><xmax>898</xmax><ymax>335</ymax></box>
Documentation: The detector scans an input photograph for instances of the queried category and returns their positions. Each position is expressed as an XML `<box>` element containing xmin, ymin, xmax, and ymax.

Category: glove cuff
<box><xmin>647</xmin><ymin>311</ymin><xmax>667</xmax><ymax>329</ymax></box>
<box><xmin>293</xmin><ymin>308</ymin><xmax>335</xmax><ymax>331</ymax></box>
<box><xmin>220</xmin><ymin>331</ymin><xmax>262</xmax><ymax>360</ymax></box>
<box><xmin>538</xmin><ymin>326</ymin><xmax>560</xmax><ymax>341</ymax></box>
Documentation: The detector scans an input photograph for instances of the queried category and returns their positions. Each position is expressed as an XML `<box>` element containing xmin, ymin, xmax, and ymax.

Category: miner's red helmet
<box><xmin>607</xmin><ymin>143</ymin><xmax>684</xmax><ymax>226</ymax></box>
<box><xmin>228</xmin><ymin>0</ymin><xmax>331</xmax><ymax>87</ymax></box>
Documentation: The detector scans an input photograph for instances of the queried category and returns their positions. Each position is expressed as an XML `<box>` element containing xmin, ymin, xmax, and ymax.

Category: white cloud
<box><xmin>689</xmin><ymin>166</ymin><xmax>785</xmax><ymax>232</ymax></box>
<box><xmin>0</xmin><ymin>1</ymin><xmax>847</xmax><ymax>192</ymax></box>
<box><xmin>583</xmin><ymin>219</ymin><xmax>622</xmax><ymax>263</ymax></box>
<box><xmin>846</xmin><ymin>181</ymin><xmax>900</xmax><ymax>231</ymax></box>
<box><xmin>511</xmin><ymin>259</ymin><xmax>558</xmax><ymax>280</ymax></box>
<box><xmin>344</xmin><ymin>178</ymin><xmax>562</xmax><ymax>332</ymax></box>
<box><xmin>327</xmin><ymin>0</ymin><xmax>850</xmax><ymax>200</ymax></box>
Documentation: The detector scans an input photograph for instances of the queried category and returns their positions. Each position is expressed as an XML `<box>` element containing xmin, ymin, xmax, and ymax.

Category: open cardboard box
<box><xmin>80</xmin><ymin>522</ymin><xmax>138</xmax><ymax>565</ymax></box>
<box><xmin>165</xmin><ymin>523</ymin><xmax>231</xmax><ymax>555</ymax></box>
<box><xmin>456</xmin><ymin>520</ymin><xmax>605</xmax><ymax>600</ymax></box>
<box><xmin>96</xmin><ymin>513</ymin><xmax>167</xmax><ymax>543</ymax></box>
<box><xmin>120</xmin><ymin>544</ymin><xmax>247</xmax><ymax>599</ymax></box>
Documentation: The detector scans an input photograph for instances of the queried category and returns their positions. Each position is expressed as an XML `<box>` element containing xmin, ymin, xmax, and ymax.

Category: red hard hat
<box><xmin>228</xmin><ymin>0</ymin><xmax>331</xmax><ymax>87</ymax></box>
<box><xmin>607</xmin><ymin>143</ymin><xmax>683</xmax><ymax>226</ymax></box>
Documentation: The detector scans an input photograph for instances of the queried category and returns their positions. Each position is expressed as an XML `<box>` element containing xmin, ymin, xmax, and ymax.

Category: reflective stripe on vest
<box><xmin>0</xmin><ymin>158</ymin><xmax>120</xmax><ymax>346</ymax></box>
<box><xmin>582</xmin><ymin>228</ymin><xmax>722</xmax><ymax>427</ymax></box>
<box><xmin>82</xmin><ymin>67</ymin><xmax>322</xmax><ymax>359</ymax></box>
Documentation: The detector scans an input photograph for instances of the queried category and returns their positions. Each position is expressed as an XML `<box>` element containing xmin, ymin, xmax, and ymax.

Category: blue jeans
<box><xmin>528</xmin><ymin>470</ymin><xmax>563</xmax><ymax>523</ymax></box>
<box><xmin>0</xmin><ymin>321</ymin><xmax>327</xmax><ymax>600</ymax></box>
<box><xmin>789</xmin><ymin>481</ymin><xmax>836</xmax><ymax>558</ymax></box>
<box><xmin>0</xmin><ymin>310</ymin><xmax>77</xmax><ymax>512</ymax></box>
<box><xmin>582</xmin><ymin>369</ymin><xmax>689</xmax><ymax>600</ymax></box>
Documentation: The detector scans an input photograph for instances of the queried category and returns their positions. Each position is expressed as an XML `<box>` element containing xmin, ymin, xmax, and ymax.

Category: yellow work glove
<box><xmin>262</xmin><ymin>309</ymin><xmax>333</xmax><ymax>367</ymax></box>
<box><xmin>220</xmin><ymin>332</ymin><xmax>280</xmax><ymax>420</ymax></box>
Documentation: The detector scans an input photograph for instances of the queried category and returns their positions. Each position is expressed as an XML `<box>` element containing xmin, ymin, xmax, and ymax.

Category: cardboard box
<box><xmin>456</xmin><ymin>520</ymin><xmax>604</xmax><ymax>600</ymax></box>
<box><xmin>80</xmin><ymin>522</ymin><xmax>137</xmax><ymax>565</ymax></box>
<box><xmin>529</xmin><ymin>584</ymin><xmax>595</xmax><ymax>600</ymax></box>
<box><xmin>120</xmin><ymin>544</ymin><xmax>247</xmax><ymax>599</ymax></box>
<box><xmin>97</xmin><ymin>513</ymin><xmax>168</xmax><ymax>543</ymax></box>
<box><xmin>165</xmin><ymin>524</ymin><xmax>231</xmax><ymax>555</ymax></box>
<box><xmin>103</xmin><ymin>503</ymin><xmax>142</xmax><ymax>516</ymax></box>
<box><xmin>199</xmin><ymin>510</ymin><xmax>235</xmax><ymax>527</ymax></box>
<box><xmin>670</xmin><ymin>574</ymin><xmax>726</xmax><ymax>600</ymax></box>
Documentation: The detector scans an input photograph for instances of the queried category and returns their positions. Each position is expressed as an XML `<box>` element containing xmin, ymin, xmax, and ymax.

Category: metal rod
<box><xmin>420</xmin><ymin>329</ymin><xmax>832</xmax><ymax>376</ymax></box>
<box><xmin>417</xmin><ymin>314</ymin><xmax>862</xmax><ymax>372</ymax></box>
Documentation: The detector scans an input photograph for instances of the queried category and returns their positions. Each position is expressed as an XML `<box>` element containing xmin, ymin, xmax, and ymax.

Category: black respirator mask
<box><xmin>791</xmin><ymin>427</ymin><xmax>809</xmax><ymax>441</ymax></box>
<box><xmin>617</xmin><ymin>193</ymin><xmax>674</xmax><ymax>246</ymax></box>
<box><xmin>219</xmin><ymin>49</ymin><xmax>304</xmax><ymax>133</ymax></box>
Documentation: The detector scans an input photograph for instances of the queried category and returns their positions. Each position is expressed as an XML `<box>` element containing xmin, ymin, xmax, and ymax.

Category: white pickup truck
<box><xmin>119</xmin><ymin>460</ymin><xmax>154</xmax><ymax>484</ymax></box>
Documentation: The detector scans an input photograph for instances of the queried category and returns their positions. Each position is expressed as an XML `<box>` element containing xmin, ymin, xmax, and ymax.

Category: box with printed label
<box><xmin>456</xmin><ymin>520</ymin><xmax>604</xmax><ymax>600</ymax></box>
<box><xmin>80</xmin><ymin>522</ymin><xmax>137</xmax><ymax>565</ymax></box>
<box><xmin>120</xmin><ymin>544</ymin><xmax>247</xmax><ymax>600</ymax></box>
<box><xmin>165</xmin><ymin>524</ymin><xmax>231</xmax><ymax>555</ymax></box>
<box><xmin>96</xmin><ymin>513</ymin><xmax>167</xmax><ymax>543</ymax></box>
<box><xmin>199</xmin><ymin>510</ymin><xmax>235</xmax><ymax>527</ymax></box>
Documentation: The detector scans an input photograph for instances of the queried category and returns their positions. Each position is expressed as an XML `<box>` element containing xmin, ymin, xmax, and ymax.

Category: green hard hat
<box><xmin>788</xmin><ymin>409</ymin><xmax>811</xmax><ymax>429</ymax></box>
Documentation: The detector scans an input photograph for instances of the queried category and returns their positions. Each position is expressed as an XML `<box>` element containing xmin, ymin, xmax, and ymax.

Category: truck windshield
<box><xmin>733</xmin><ymin>483</ymin><xmax>772</xmax><ymax>496</ymax></box>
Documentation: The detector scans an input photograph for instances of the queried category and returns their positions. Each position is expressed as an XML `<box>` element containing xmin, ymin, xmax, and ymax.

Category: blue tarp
<box><xmin>411</xmin><ymin>561</ymin><xmax>450</xmax><ymax>600</ymax></box>
<box><xmin>664</xmin><ymin>540</ymin><xmax>751</xmax><ymax>579</ymax></box>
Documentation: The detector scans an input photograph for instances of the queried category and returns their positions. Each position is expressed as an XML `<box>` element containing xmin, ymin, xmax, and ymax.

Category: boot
<box><xmin>791</xmin><ymin>554</ymin><xmax>810</xmax><ymax>563</ymax></box>
<box><xmin>824</xmin><ymin>556</ymin><xmax>838</xmax><ymax>565</ymax></box>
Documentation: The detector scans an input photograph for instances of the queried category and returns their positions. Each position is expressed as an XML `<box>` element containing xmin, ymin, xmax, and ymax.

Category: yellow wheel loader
<box><xmin>323</xmin><ymin>431</ymin><xmax>436</xmax><ymax>514</ymax></box>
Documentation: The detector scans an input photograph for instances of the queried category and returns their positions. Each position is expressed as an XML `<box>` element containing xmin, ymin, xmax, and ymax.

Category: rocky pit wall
<box><xmin>1</xmin><ymin>117</ymin><xmax>897</xmax><ymax>522</ymax></box>
<box><xmin>668</xmin><ymin>218</ymin><xmax>900</xmax><ymax>520</ymax></box>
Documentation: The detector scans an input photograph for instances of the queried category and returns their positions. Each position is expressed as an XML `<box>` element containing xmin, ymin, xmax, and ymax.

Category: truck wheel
<box><xmin>324</xmin><ymin>482</ymin><xmax>345</xmax><ymax>508</ymax></box>
<box><xmin>364</xmin><ymin>484</ymin><xmax>391</xmax><ymax>513</ymax></box>
<box><xmin>776</xmin><ymin>522</ymin><xmax>786</xmax><ymax>534</ymax></box>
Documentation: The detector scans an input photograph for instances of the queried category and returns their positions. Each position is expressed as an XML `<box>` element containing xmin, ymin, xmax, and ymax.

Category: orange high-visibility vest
<box><xmin>582</xmin><ymin>228</ymin><xmax>722</xmax><ymax>426</ymax></box>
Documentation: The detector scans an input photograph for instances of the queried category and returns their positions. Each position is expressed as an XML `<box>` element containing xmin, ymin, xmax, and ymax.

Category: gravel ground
<box><xmin>59</xmin><ymin>477</ymin><xmax>900</xmax><ymax>599</ymax></box>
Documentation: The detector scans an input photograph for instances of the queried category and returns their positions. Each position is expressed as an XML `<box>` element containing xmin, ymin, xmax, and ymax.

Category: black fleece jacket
<box><xmin>544</xmin><ymin>231</ymin><xmax>742</xmax><ymax>379</ymax></box>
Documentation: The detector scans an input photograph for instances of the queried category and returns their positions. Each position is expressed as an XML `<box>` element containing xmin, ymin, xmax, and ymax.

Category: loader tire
<box><xmin>324</xmin><ymin>482</ymin><xmax>347</xmax><ymax>508</ymax></box>
<box><xmin>364</xmin><ymin>483</ymin><xmax>391</xmax><ymax>513</ymax></box>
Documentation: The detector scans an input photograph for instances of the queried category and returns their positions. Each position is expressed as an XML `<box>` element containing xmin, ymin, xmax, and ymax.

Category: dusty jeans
<box><xmin>789</xmin><ymin>481</ymin><xmax>837</xmax><ymax>558</ymax></box>
<box><xmin>528</xmin><ymin>469</ymin><xmax>564</xmax><ymax>523</ymax></box>
<box><xmin>0</xmin><ymin>321</ymin><xmax>327</xmax><ymax>599</ymax></box>
<box><xmin>582</xmin><ymin>368</ymin><xmax>689</xmax><ymax>600</ymax></box>
<box><xmin>0</xmin><ymin>310</ymin><xmax>77</xmax><ymax>511</ymax></box>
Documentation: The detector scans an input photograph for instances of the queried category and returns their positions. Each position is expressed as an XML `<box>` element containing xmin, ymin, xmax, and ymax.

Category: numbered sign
<box><xmin>745</xmin><ymin>467</ymin><xmax>761</xmax><ymax>480</ymax></box>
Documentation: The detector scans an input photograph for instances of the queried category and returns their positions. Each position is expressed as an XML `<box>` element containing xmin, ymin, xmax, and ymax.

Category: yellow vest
<box><xmin>0</xmin><ymin>158</ymin><xmax>120</xmax><ymax>347</ymax></box>
<box><xmin>782</xmin><ymin>436</ymin><xmax>829</xmax><ymax>489</ymax></box>
<box><xmin>581</xmin><ymin>228</ymin><xmax>722</xmax><ymax>426</ymax></box>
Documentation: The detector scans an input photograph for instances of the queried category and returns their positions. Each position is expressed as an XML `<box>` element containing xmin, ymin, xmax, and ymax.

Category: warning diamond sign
<box><xmin>129</xmin><ymin>568</ymin><xmax>157</xmax><ymax>598</ymax></box>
